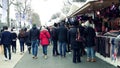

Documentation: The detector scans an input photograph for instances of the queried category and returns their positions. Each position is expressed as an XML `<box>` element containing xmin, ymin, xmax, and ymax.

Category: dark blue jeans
<box><xmin>73</xmin><ymin>49</ymin><xmax>81</xmax><ymax>63</ymax></box>
<box><xmin>19</xmin><ymin>41</ymin><xmax>25</xmax><ymax>52</ymax></box>
<box><xmin>42</xmin><ymin>45</ymin><xmax>48</xmax><ymax>55</ymax></box>
<box><xmin>31</xmin><ymin>40</ymin><xmax>39</xmax><ymax>56</ymax></box>
<box><xmin>86</xmin><ymin>47</ymin><xmax>95</xmax><ymax>59</ymax></box>
<box><xmin>11</xmin><ymin>41</ymin><xmax>16</xmax><ymax>53</ymax></box>
<box><xmin>59</xmin><ymin>42</ymin><xmax>66</xmax><ymax>57</ymax></box>
<box><xmin>53</xmin><ymin>40</ymin><xmax>59</xmax><ymax>55</ymax></box>
<box><xmin>3</xmin><ymin>44</ymin><xmax>11</xmax><ymax>60</ymax></box>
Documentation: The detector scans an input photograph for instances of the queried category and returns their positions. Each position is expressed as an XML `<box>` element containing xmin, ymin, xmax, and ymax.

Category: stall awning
<box><xmin>67</xmin><ymin>4</ymin><xmax>81</xmax><ymax>17</ymax></box>
<box><xmin>70</xmin><ymin>0</ymin><xmax>119</xmax><ymax>17</ymax></box>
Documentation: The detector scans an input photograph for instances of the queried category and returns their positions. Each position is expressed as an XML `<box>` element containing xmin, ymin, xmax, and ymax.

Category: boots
<box><xmin>87</xmin><ymin>58</ymin><xmax>96</xmax><ymax>62</ymax></box>
<box><xmin>91</xmin><ymin>58</ymin><xmax>96</xmax><ymax>62</ymax></box>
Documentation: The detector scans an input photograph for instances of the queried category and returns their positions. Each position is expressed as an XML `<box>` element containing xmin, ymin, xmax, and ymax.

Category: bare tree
<box><xmin>14</xmin><ymin>0</ymin><xmax>32</xmax><ymax>27</ymax></box>
<box><xmin>31</xmin><ymin>12</ymin><xmax>41</xmax><ymax>26</ymax></box>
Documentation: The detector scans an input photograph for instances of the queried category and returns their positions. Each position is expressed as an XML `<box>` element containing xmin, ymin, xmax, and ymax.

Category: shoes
<box><xmin>68</xmin><ymin>52</ymin><xmax>71</xmax><ymax>54</ymax></box>
<box><xmin>4</xmin><ymin>58</ymin><xmax>8</xmax><ymax>61</ymax></box>
<box><xmin>34</xmin><ymin>56</ymin><xmax>38</xmax><ymax>59</ymax></box>
<box><xmin>53</xmin><ymin>53</ymin><xmax>60</xmax><ymax>56</ymax></box>
<box><xmin>91</xmin><ymin>59</ymin><xmax>96</xmax><ymax>62</ymax></box>
<box><xmin>57</xmin><ymin>53</ymin><xmax>60</xmax><ymax>55</ymax></box>
<box><xmin>32</xmin><ymin>56</ymin><xmax>38</xmax><ymax>59</ymax></box>
<box><xmin>73</xmin><ymin>61</ymin><xmax>76</xmax><ymax>63</ymax></box>
<box><xmin>44</xmin><ymin>55</ymin><xmax>48</xmax><ymax>59</ymax></box>
<box><xmin>32</xmin><ymin>56</ymin><xmax>35</xmax><ymax>58</ymax></box>
<box><xmin>87</xmin><ymin>58</ymin><xmax>96</xmax><ymax>62</ymax></box>
<box><xmin>87</xmin><ymin>58</ymin><xmax>91</xmax><ymax>62</ymax></box>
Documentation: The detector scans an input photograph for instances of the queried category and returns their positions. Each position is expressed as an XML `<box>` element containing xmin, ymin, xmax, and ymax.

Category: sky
<box><xmin>31</xmin><ymin>0</ymin><xmax>64</xmax><ymax>26</ymax></box>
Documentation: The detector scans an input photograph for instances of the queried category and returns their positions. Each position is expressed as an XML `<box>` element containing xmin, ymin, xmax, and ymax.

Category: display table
<box><xmin>96</xmin><ymin>35</ymin><xmax>120</xmax><ymax>66</ymax></box>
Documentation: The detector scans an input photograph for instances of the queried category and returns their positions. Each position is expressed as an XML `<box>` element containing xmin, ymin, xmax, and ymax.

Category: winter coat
<box><xmin>25</xmin><ymin>31</ymin><xmax>31</xmax><ymax>45</ymax></box>
<box><xmin>11</xmin><ymin>32</ymin><xmax>17</xmax><ymax>42</ymax></box>
<box><xmin>68</xmin><ymin>26</ymin><xmax>81</xmax><ymax>49</ymax></box>
<box><xmin>51</xmin><ymin>27</ymin><xmax>58</xmax><ymax>41</ymax></box>
<box><xmin>84</xmin><ymin>26</ymin><xmax>96</xmax><ymax>47</ymax></box>
<box><xmin>1</xmin><ymin>30</ymin><xmax>12</xmax><ymax>45</ymax></box>
<box><xmin>57</xmin><ymin>25</ymin><xmax>68</xmax><ymax>43</ymax></box>
<box><xmin>39</xmin><ymin>29</ymin><xmax>50</xmax><ymax>46</ymax></box>
<box><xmin>29</xmin><ymin>27</ymin><xmax>39</xmax><ymax>41</ymax></box>
<box><xmin>18</xmin><ymin>30</ymin><xmax>26</xmax><ymax>42</ymax></box>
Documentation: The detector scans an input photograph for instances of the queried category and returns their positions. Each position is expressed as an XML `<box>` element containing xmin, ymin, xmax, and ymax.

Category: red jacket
<box><xmin>39</xmin><ymin>29</ymin><xmax>50</xmax><ymax>46</ymax></box>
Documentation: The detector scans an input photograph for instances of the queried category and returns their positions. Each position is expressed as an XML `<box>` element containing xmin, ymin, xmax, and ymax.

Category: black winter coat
<box><xmin>29</xmin><ymin>27</ymin><xmax>39</xmax><ymax>41</ymax></box>
<box><xmin>58</xmin><ymin>26</ymin><xmax>68</xmax><ymax>43</ymax></box>
<box><xmin>68</xmin><ymin>26</ymin><xmax>82</xmax><ymax>49</ymax></box>
<box><xmin>51</xmin><ymin>27</ymin><xmax>58</xmax><ymax>41</ymax></box>
<box><xmin>84</xmin><ymin>26</ymin><xmax>96</xmax><ymax>47</ymax></box>
<box><xmin>25</xmin><ymin>31</ymin><xmax>31</xmax><ymax>45</ymax></box>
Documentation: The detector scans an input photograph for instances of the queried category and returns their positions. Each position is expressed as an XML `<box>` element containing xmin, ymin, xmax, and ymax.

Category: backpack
<box><xmin>20</xmin><ymin>29</ymin><xmax>25</xmax><ymax>37</ymax></box>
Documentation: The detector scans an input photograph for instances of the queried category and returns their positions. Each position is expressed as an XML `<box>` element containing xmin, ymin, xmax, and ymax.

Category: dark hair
<box><xmin>3</xmin><ymin>26</ymin><xmax>8</xmax><ymax>30</ymax></box>
<box><xmin>20</xmin><ymin>29</ymin><xmax>25</xmax><ymax>37</ymax></box>
<box><xmin>24</xmin><ymin>28</ymin><xmax>27</xmax><ymax>31</ymax></box>
<box><xmin>54</xmin><ymin>23</ymin><xmax>58</xmax><ymax>27</ymax></box>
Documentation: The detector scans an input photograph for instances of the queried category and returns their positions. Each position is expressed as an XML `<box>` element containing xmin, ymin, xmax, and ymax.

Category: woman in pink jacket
<box><xmin>39</xmin><ymin>27</ymin><xmax>50</xmax><ymax>59</ymax></box>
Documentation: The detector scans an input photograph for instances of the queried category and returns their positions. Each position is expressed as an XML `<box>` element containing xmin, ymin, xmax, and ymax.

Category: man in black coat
<box><xmin>29</xmin><ymin>24</ymin><xmax>39</xmax><ymax>59</ymax></box>
<box><xmin>1</xmin><ymin>26</ymin><xmax>12</xmax><ymax>61</ymax></box>
<box><xmin>58</xmin><ymin>22</ymin><xmax>68</xmax><ymax>57</ymax></box>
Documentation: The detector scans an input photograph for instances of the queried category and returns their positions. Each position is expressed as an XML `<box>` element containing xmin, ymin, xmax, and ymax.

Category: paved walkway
<box><xmin>0</xmin><ymin>40</ymin><xmax>27</xmax><ymax>68</ymax></box>
<box><xmin>14</xmin><ymin>46</ymin><xmax>117</xmax><ymax>68</ymax></box>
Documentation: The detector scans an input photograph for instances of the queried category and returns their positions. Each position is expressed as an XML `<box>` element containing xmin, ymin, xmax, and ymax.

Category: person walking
<box><xmin>51</xmin><ymin>23</ymin><xmax>59</xmax><ymax>56</ymax></box>
<box><xmin>58</xmin><ymin>21</ymin><xmax>68</xmax><ymax>57</ymax></box>
<box><xmin>39</xmin><ymin>26</ymin><xmax>50</xmax><ymax>59</ymax></box>
<box><xmin>11</xmin><ymin>28</ymin><xmax>17</xmax><ymax>53</ymax></box>
<box><xmin>1</xmin><ymin>26</ymin><xmax>12</xmax><ymax>61</ymax></box>
<box><xmin>29</xmin><ymin>24</ymin><xmax>39</xmax><ymax>59</ymax></box>
<box><xmin>24</xmin><ymin>28</ymin><xmax>31</xmax><ymax>54</ymax></box>
<box><xmin>18</xmin><ymin>28</ymin><xmax>26</xmax><ymax>54</ymax></box>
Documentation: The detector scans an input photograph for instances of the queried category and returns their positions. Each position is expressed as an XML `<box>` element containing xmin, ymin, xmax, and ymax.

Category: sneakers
<box><xmin>44</xmin><ymin>55</ymin><xmax>48</xmax><ymax>59</ymax></box>
<box><xmin>32</xmin><ymin>56</ymin><xmax>38</xmax><ymax>59</ymax></box>
<box><xmin>4</xmin><ymin>58</ymin><xmax>8</xmax><ymax>61</ymax></box>
<box><xmin>87</xmin><ymin>58</ymin><xmax>91</xmax><ymax>62</ymax></box>
<box><xmin>34</xmin><ymin>56</ymin><xmax>38</xmax><ymax>59</ymax></box>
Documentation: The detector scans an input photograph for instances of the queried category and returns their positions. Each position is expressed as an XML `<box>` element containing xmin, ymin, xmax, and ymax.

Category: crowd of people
<box><xmin>0</xmin><ymin>16</ymin><xmax>96</xmax><ymax>63</ymax></box>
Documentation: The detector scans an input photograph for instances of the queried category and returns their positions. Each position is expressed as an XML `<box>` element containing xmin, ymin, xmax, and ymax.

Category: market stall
<box><xmin>68</xmin><ymin>0</ymin><xmax>120</xmax><ymax>67</ymax></box>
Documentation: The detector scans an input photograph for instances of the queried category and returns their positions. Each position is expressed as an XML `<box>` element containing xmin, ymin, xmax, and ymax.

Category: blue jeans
<box><xmin>42</xmin><ymin>45</ymin><xmax>48</xmax><ymax>55</ymax></box>
<box><xmin>31</xmin><ymin>40</ymin><xmax>38</xmax><ymax>56</ymax></box>
<box><xmin>86</xmin><ymin>47</ymin><xmax>95</xmax><ymax>59</ymax></box>
<box><xmin>19</xmin><ymin>41</ymin><xmax>25</xmax><ymax>52</ymax></box>
<box><xmin>3</xmin><ymin>44</ymin><xmax>11</xmax><ymax>60</ymax></box>
<box><xmin>59</xmin><ymin>42</ymin><xmax>66</xmax><ymax>57</ymax></box>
